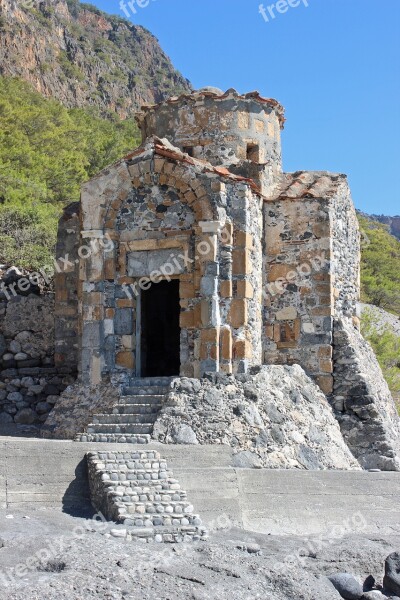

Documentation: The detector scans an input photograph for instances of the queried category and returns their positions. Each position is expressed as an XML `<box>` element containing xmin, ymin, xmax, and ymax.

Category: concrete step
<box><xmin>128</xmin><ymin>377</ymin><xmax>173</xmax><ymax>387</ymax></box>
<box><xmin>92</xmin><ymin>414</ymin><xmax>158</xmax><ymax>425</ymax></box>
<box><xmin>111</xmin><ymin>490</ymin><xmax>187</xmax><ymax>503</ymax></box>
<box><xmin>122</xmin><ymin>525</ymin><xmax>207</xmax><ymax>543</ymax></box>
<box><xmin>96</xmin><ymin>463</ymin><xmax>168</xmax><ymax>473</ymax></box>
<box><xmin>123</xmin><ymin>387</ymin><xmax>169</xmax><ymax>396</ymax></box>
<box><xmin>112</xmin><ymin>404</ymin><xmax>162</xmax><ymax>415</ymax></box>
<box><xmin>92</xmin><ymin>451</ymin><xmax>161</xmax><ymax>461</ymax></box>
<box><xmin>76</xmin><ymin>433</ymin><xmax>150</xmax><ymax>443</ymax></box>
<box><xmin>112</xmin><ymin>498</ymin><xmax>194</xmax><ymax>512</ymax></box>
<box><xmin>121</xmin><ymin>394</ymin><xmax>166</xmax><ymax>404</ymax></box>
<box><xmin>106</xmin><ymin>481</ymin><xmax>181</xmax><ymax>493</ymax></box>
<box><xmin>120</xmin><ymin>513</ymin><xmax>201</xmax><ymax>526</ymax></box>
<box><xmin>87</xmin><ymin>423</ymin><xmax>154</xmax><ymax>435</ymax></box>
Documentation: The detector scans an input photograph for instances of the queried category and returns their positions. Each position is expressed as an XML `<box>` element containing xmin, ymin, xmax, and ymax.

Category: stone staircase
<box><xmin>75</xmin><ymin>377</ymin><xmax>172</xmax><ymax>443</ymax></box>
<box><xmin>87</xmin><ymin>450</ymin><xmax>207</xmax><ymax>543</ymax></box>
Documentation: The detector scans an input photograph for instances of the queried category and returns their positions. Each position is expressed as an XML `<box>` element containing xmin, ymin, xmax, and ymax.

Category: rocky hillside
<box><xmin>360</xmin><ymin>212</ymin><xmax>400</xmax><ymax>241</ymax></box>
<box><xmin>0</xmin><ymin>0</ymin><xmax>191</xmax><ymax>117</ymax></box>
<box><xmin>370</xmin><ymin>215</ymin><xmax>400</xmax><ymax>240</ymax></box>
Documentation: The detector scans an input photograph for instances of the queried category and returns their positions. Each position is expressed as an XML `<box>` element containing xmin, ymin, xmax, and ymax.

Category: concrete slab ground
<box><xmin>0</xmin><ymin>437</ymin><xmax>399</xmax><ymax>537</ymax></box>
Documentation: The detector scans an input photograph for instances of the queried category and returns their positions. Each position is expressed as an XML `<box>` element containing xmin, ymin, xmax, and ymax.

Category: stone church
<box><xmin>51</xmin><ymin>87</ymin><xmax>400</xmax><ymax>471</ymax></box>
<box><xmin>55</xmin><ymin>87</ymin><xmax>359</xmax><ymax>387</ymax></box>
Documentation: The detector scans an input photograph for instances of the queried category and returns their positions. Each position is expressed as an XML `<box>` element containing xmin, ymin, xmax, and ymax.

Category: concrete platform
<box><xmin>1</xmin><ymin>436</ymin><xmax>399</xmax><ymax>537</ymax></box>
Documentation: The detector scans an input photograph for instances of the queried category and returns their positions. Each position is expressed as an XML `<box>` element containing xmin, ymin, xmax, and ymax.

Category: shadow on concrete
<box><xmin>62</xmin><ymin>457</ymin><xmax>95</xmax><ymax>519</ymax></box>
<box><xmin>0</xmin><ymin>423</ymin><xmax>42</xmax><ymax>438</ymax></box>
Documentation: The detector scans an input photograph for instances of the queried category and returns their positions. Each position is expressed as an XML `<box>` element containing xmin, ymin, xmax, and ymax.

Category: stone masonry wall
<box><xmin>0</xmin><ymin>268</ymin><xmax>75</xmax><ymax>426</ymax></box>
<box><xmin>332</xmin><ymin>318</ymin><xmax>400</xmax><ymax>471</ymax></box>
<box><xmin>331</xmin><ymin>185</ymin><xmax>360</xmax><ymax>319</ymax></box>
<box><xmin>136</xmin><ymin>89</ymin><xmax>284</xmax><ymax>195</ymax></box>
<box><xmin>263</xmin><ymin>179</ymin><xmax>333</xmax><ymax>394</ymax></box>
<box><xmin>54</xmin><ymin>202</ymin><xmax>80</xmax><ymax>372</ymax></box>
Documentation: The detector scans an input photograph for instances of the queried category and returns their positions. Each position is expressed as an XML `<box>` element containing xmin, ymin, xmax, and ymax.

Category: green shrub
<box><xmin>361</xmin><ymin>309</ymin><xmax>400</xmax><ymax>410</ymax></box>
<box><xmin>358</xmin><ymin>215</ymin><xmax>400</xmax><ymax>315</ymax></box>
<box><xmin>0</xmin><ymin>76</ymin><xmax>140</xmax><ymax>269</ymax></box>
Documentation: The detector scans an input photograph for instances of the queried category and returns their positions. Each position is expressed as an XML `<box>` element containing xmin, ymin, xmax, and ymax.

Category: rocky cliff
<box><xmin>360</xmin><ymin>211</ymin><xmax>400</xmax><ymax>241</ymax></box>
<box><xmin>0</xmin><ymin>0</ymin><xmax>191</xmax><ymax>117</ymax></box>
<box><xmin>369</xmin><ymin>215</ymin><xmax>400</xmax><ymax>240</ymax></box>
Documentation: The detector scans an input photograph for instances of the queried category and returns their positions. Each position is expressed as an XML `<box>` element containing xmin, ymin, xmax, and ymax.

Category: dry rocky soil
<box><xmin>0</xmin><ymin>508</ymin><xmax>399</xmax><ymax>600</ymax></box>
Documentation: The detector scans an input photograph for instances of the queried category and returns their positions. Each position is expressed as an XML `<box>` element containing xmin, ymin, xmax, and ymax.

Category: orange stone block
<box><xmin>179</xmin><ymin>281</ymin><xmax>195</xmax><ymax>298</ymax></box>
<box><xmin>220</xmin><ymin>280</ymin><xmax>232</xmax><ymax>298</ymax></box>
<box><xmin>265</xmin><ymin>325</ymin><xmax>274</xmax><ymax>339</ymax></box>
<box><xmin>116</xmin><ymin>352</ymin><xmax>134</xmax><ymax>370</ymax></box>
<box><xmin>233</xmin><ymin>339</ymin><xmax>252</xmax><ymax>359</ymax></box>
<box><xmin>232</xmin><ymin>249</ymin><xmax>251</xmax><ymax>276</ymax></box>
<box><xmin>210</xmin><ymin>344</ymin><xmax>219</xmax><ymax>360</ymax></box>
<box><xmin>104</xmin><ymin>258</ymin><xmax>115</xmax><ymax>281</ymax></box>
<box><xmin>316</xmin><ymin>375</ymin><xmax>334</xmax><ymax>395</ymax></box>
<box><xmin>229</xmin><ymin>299</ymin><xmax>247</xmax><ymax>329</ymax></box>
<box><xmin>235</xmin><ymin>231</ymin><xmax>253</xmax><ymax>248</ymax></box>
<box><xmin>201</xmin><ymin>328</ymin><xmax>219</xmax><ymax>343</ymax></box>
<box><xmin>236</xmin><ymin>280</ymin><xmax>254</xmax><ymax>299</ymax></box>
<box><xmin>320</xmin><ymin>359</ymin><xmax>333</xmax><ymax>373</ymax></box>
<box><xmin>268</xmin><ymin>264</ymin><xmax>297</xmax><ymax>282</ymax></box>
<box><xmin>180</xmin><ymin>310</ymin><xmax>194</xmax><ymax>328</ymax></box>
<box><xmin>318</xmin><ymin>346</ymin><xmax>333</xmax><ymax>359</ymax></box>
<box><xmin>117</xmin><ymin>298</ymin><xmax>134</xmax><ymax>308</ymax></box>
<box><xmin>220</xmin><ymin>328</ymin><xmax>232</xmax><ymax>361</ymax></box>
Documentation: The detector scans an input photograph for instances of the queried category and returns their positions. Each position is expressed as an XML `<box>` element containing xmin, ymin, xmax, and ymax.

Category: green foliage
<box><xmin>0</xmin><ymin>76</ymin><xmax>140</xmax><ymax>269</ymax></box>
<box><xmin>358</xmin><ymin>215</ymin><xmax>400</xmax><ymax>315</ymax></box>
<box><xmin>361</xmin><ymin>309</ymin><xmax>400</xmax><ymax>408</ymax></box>
<box><xmin>0</xmin><ymin>203</ymin><xmax>59</xmax><ymax>268</ymax></box>
<box><xmin>57</xmin><ymin>51</ymin><xmax>84</xmax><ymax>82</ymax></box>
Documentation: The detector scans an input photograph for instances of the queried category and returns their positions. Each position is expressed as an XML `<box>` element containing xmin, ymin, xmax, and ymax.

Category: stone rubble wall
<box><xmin>332</xmin><ymin>317</ymin><xmax>400</xmax><ymax>471</ymax></box>
<box><xmin>41</xmin><ymin>381</ymin><xmax>119</xmax><ymax>439</ymax></box>
<box><xmin>152</xmin><ymin>365</ymin><xmax>360</xmax><ymax>471</ymax></box>
<box><xmin>330</xmin><ymin>185</ymin><xmax>360</xmax><ymax>319</ymax></box>
<box><xmin>0</xmin><ymin>268</ymin><xmax>75</xmax><ymax>426</ymax></box>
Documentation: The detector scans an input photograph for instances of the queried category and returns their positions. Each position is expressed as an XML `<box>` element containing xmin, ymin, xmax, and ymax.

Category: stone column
<box><xmin>197</xmin><ymin>221</ymin><xmax>224</xmax><ymax>375</ymax></box>
<box><xmin>79</xmin><ymin>230</ymin><xmax>106</xmax><ymax>385</ymax></box>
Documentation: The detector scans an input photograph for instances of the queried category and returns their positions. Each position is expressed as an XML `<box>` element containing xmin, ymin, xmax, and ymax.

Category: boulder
<box><xmin>172</xmin><ymin>424</ymin><xmax>198</xmax><ymax>445</ymax></box>
<box><xmin>232</xmin><ymin>451</ymin><xmax>262</xmax><ymax>469</ymax></box>
<box><xmin>14</xmin><ymin>408</ymin><xmax>36</xmax><ymax>424</ymax></box>
<box><xmin>328</xmin><ymin>573</ymin><xmax>363</xmax><ymax>600</ymax></box>
<box><xmin>0</xmin><ymin>412</ymin><xmax>13</xmax><ymax>424</ymax></box>
<box><xmin>0</xmin><ymin>333</ymin><xmax>6</xmax><ymax>356</ymax></box>
<box><xmin>384</xmin><ymin>553</ymin><xmax>400</xmax><ymax>596</ymax></box>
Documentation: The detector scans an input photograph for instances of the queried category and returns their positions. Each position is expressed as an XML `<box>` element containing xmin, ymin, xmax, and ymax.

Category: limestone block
<box><xmin>276</xmin><ymin>307</ymin><xmax>297</xmax><ymax>321</ymax></box>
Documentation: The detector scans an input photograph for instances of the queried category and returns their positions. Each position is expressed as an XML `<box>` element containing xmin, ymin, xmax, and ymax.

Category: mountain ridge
<box><xmin>0</xmin><ymin>0</ymin><xmax>192</xmax><ymax>118</ymax></box>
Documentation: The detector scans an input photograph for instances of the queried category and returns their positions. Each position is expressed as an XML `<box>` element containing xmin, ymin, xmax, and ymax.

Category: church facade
<box><xmin>54</xmin><ymin>87</ymin><xmax>360</xmax><ymax>393</ymax></box>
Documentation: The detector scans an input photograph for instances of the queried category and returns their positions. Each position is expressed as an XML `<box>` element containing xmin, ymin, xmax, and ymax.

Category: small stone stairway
<box><xmin>87</xmin><ymin>450</ymin><xmax>207</xmax><ymax>543</ymax></box>
<box><xmin>75</xmin><ymin>377</ymin><xmax>172</xmax><ymax>443</ymax></box>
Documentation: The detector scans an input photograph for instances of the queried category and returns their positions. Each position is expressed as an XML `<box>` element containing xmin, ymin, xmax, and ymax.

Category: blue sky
<box><xmin>92</xmin><ymin>0</ymin><xmax>400</xmax><ymax>215</ymax></box>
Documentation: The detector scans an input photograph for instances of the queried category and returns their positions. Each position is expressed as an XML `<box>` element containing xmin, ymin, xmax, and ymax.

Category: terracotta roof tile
<box><xmin>268</xmin><ymin>171</ymin><xmax>348</xmax><ymax>202</ymax></box>
<box><xmin>125</xmin><ymin>137</ymin><xmax>264</xmax><ymax>196</ymax></box>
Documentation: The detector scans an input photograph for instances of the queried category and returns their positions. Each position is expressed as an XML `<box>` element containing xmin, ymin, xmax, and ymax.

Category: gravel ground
<box><xmin>0</xmin><ymin>509</ymin><xmax>399</xmax><ymax>600</ymax></box>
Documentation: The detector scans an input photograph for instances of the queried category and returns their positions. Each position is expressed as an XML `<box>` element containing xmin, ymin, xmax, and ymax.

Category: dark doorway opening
<box><xmin>140</xmin><ymin>279</ymin><xmax>180</xmax><ymax>377</ymax></box>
